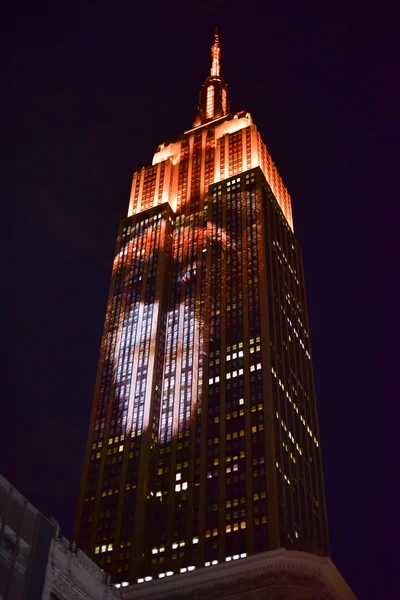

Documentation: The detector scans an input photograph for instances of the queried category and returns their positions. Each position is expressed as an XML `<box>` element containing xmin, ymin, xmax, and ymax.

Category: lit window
<box><xmin>206</xmin><ymin>85</ymin><xmax>215</xmax><ymax>119</ymax></box>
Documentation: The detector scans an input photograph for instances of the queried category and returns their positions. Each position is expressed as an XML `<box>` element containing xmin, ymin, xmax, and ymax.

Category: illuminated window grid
<box><xmin>140</xmin><ymin>165</ymin><xmax>158</xmax><ymax>212</ymax></box>
<box><xmin>91</xmin><ymin>220</ymin><xmax>143</xmax><ymax>458</ymax></box>
<box><xmin>257</xmin><ymin>170</ymin><xmax>327</xmax><ymax>551</ymax></box>
<box><xmin>228</xmin><ymin>131</ymin><xmax>243</xmax><ymax>178</ymax></box>
<box><xmin>205</xmin><ymin>184</ymin><xmax>223</xmax><ymax>560</ymax></box>
<box><xmin>219</xmin><ymin>137</ymin><xmax>225</xmax><ymax>180</ymax></box>
<box><xmin>206</xmin><ymin>85</ymin><xmax>214</xmax><ymax>119</ymax></box>
<box><xmin>89</xmin><ymin>210</ymin><xmax>165</xmax><ymax>553</ymax></box>
<box><xmin>245</xmin><ymin>127</ymin><xmax>252</xmax><ymax>170</ymax></box>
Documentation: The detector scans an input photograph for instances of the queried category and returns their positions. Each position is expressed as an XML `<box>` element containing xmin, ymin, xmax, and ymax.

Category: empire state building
<box><xmin>75</xmin><ymin>29</ymin><xmax>330</xmax><ymax>586</ymax></box>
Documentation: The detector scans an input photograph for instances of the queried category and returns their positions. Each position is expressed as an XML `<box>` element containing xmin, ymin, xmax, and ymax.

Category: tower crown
<box><xmin>194</xmin><ymin>28</ymin><xmax>229</xmax><ymax>126</ymax></box>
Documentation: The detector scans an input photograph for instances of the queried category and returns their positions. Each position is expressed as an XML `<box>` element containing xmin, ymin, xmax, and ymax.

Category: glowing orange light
<box><xmin>222</xmin><ymin>88</ymin><xmax>227</xmax><ymax>115</ymax></box>
<box><xmin>210</xmin><ymin>29</ymin><xmax>220</xmax><ymax>77</ymax></box>
<box><xmin>206</xmin><ymin>85</ymin><xmax>215</xmax><ymax>119</ymax></box>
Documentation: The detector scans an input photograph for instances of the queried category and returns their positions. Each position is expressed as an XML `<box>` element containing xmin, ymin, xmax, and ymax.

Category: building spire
<box><xmin>210</xmin><ymin>27</ymin><xmax>220</xmax><ymax>77</ymax></box>
<box><xmin>193</xmin><ymin>27</ymin><xmax>229</xmax><ymax>127</ymax></box>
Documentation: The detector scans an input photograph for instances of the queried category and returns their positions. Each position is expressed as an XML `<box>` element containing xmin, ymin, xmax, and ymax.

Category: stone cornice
<box><xmin>122</xmin><ymin>548</ymin><xmax>356</xmax><ymax>599</ymax></box>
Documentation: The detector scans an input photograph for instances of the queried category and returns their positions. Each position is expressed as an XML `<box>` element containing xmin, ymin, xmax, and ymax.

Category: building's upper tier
<box><xmin>127</xmin><ymin>31</ymin><xmax>293</xmax><ymax>231</ymax></box>
<box><xmin>128</xmin><ymin>111</ymin><xmax>293</xmax><ymax>231</ymax></box>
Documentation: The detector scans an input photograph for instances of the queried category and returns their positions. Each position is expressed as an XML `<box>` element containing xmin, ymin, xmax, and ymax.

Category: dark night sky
<box><xmin>5</xmin><ymin>1</ymin><xmax>399</xmax><ymax>598</ymax></box>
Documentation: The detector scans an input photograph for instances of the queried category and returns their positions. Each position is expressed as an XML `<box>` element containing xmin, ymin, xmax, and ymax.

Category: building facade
<box><xmin>42</xmin><ymin>534</ymin><xmax>119</xmax><ymax>600</ymax></box>
<box><xmin>121</xmin><ymin>548</ymin><xmax>356</xmax><ymax>600</ymax></box>
<box><xmin>0</xmin><ymin>475</ymin><xmax>54</xmax><ymax>599</ymax></box>
<box><xmin>0</xmin><ymin>474</ymin><xmax>118</xmax><ymax>600</ymax></box>
<box><xmin>75</xmin><ymin>30</ymin><xmax>330</xmax><ymax>585</ymax></box>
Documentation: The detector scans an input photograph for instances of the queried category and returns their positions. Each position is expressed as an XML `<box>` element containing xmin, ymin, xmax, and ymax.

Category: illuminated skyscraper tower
<box><xmin>75</xmin><ymin>29</ymin><xmax>329</xmax><ymax>585</ymax></box>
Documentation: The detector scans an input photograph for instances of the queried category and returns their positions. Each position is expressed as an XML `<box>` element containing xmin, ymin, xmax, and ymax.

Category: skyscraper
<box><xmin>75</xmin><ymin>29</ymin><xmax>330</xmax><ymax>585</ymax></box>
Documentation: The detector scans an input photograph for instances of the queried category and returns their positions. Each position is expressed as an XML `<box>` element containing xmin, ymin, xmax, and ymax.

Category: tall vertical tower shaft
<box><xmin>75</xmin><ymin>31</ymin><xmax>329</xmax><ymax>585</ymax></box>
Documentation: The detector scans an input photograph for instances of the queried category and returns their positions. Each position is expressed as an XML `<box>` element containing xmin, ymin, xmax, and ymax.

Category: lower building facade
<box><xmin>0</xmin><ymin>475</ymin><xmax>118</xmax><ymax>600</ymax></box>
<box><xmin>121</xmin><ymin>548</ymin><xmax>357</xmax><ymax>600</ymax></box>
<box><xmin>0</xmin><ymin>475</ymin><xmax>54</xmax><ymax>600</ymax></box>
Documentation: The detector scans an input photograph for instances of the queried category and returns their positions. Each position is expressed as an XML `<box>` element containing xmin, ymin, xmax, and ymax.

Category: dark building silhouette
<box><xmin>0</xmin><ymin>475</ymin><xmax>54</xmax><ymax>599</ymax></box>
<box><xmin>0</xmin><ymin>475</ymin><xmax>119</xmax><ymax>600</ymax></box>
<box><xmin>75</xmin><ymin>29</ymin><xmax>329</xmax><ymax>585</ymax></box>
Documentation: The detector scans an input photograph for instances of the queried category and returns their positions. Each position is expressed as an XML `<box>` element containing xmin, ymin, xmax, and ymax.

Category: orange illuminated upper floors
<box><xmin>128</xmin><ymin>111</ymin><xmax>293</xmax><ymax>231</ymax></box>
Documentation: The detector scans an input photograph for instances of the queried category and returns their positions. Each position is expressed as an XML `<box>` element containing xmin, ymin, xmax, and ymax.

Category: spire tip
<box><xmin>210</xmin><ymin>27</ymin><xmax>221</xmax><ymax>77</ymax></box>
